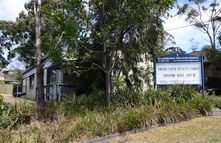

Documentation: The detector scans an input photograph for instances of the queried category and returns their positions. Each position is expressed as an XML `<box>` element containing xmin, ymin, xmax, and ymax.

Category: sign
<box><xmin>154</xmin><ymin>53</ymin><xmax>204</xmax><ymax>86</ymax></box>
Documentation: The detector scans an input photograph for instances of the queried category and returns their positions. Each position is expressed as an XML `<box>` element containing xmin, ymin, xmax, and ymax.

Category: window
<box><xmin>47</xmin><ymin>69</ymin><xmax>57</xmax><ymax>84</ymax></box>
<box><xmin>29</xmin><ymin>74</ymin><xmax>35</xmax><ymax>88</ymax></box>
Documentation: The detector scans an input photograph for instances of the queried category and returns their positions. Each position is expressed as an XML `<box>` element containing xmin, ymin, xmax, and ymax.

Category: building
<box><xmin>22</xmin><ymin>54</ymin><xmax>154</xmax><ymax>100</ymax></box>
<box><xmin>191</xmin><ymin>50</ymin><xmax>221</xmax><ymax>94</ymax></box>
<box><xmin>23</xmin><ymin>59</ymin><xmax>77</xmax><ymax>100</ymax></box>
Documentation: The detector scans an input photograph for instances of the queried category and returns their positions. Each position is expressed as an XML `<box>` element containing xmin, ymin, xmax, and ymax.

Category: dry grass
<box><xmin>1</xmin><ymin>94</ymin><xmax>35</xmax><ymax>105</ymax></box>
<box><xmin>110</xmin><ymin>116</ymin><xmax>221</xmax><ymax>143</ymax></box>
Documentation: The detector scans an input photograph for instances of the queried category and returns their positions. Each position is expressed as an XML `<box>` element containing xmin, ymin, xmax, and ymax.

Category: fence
<box><xmin>36</xmin><ymin>84</ymin><xmax>76</xmax><ymax>101</ymax></box>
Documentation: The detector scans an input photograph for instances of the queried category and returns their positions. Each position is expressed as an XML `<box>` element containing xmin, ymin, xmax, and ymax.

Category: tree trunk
<box><xmin>101</xmin><ymin>3</ymin><xmax>112</xmax><ymax>108</ymax></box>
<box><xmin>34</xmin><ymin>0</ymin><xmax>44</xmax><ymax>118</ymax></box>
<box><xmin>105</xmin><ymin>70</ymin><xmax>111</xmax><ymax>108</ymax></box>
<box><xmin>103</xmin><ymin>46</ymin><xmax>112</xmax><ymax>108</ymax></box>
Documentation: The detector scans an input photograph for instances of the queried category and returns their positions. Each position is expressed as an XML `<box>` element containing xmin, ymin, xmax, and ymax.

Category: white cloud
<box><xmin>0</xmin><ymin>0</ymin><xmax>30</xmax><ymax>21</ymax></box>
<box><xmin>0</xmin><ymin>0</ymin><xmax>30</xmax><ymax>70</ymax></box>
<box><xmin>164</xmin><ymin>0</ymin><xmax>221</xmax><ymax>52</ymax></box>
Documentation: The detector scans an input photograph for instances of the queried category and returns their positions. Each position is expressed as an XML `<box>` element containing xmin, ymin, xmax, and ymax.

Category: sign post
<box><xmin>154</xmin><ymin>53</ymin><xmax>204</xmax><ymax>95</ymax></box>
<box><xmin>201</xmin><ymin>54</ymin><xmax>205</xmax><ymax>96</ymax></box>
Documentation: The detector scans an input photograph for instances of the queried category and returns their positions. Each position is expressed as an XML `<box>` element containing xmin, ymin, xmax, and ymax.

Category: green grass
<box><xmin>110</xmin><ymin>116</ymin><xmax>221</xmax><ymax>143</ymax></box>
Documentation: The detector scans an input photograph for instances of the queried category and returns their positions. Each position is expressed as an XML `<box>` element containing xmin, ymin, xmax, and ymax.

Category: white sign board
<box><xmin>156</xmin><ymin>62</ymin><xmax>202</xmax><ymax>85</ymax></box>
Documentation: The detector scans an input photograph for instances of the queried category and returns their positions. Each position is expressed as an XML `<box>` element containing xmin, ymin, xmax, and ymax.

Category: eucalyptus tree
<box><xmin>177</xmin><ymin>0</ymin><xmax>221</xmax><ymax>49</ymax></box>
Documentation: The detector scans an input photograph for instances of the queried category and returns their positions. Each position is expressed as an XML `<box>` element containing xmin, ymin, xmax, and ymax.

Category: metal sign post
<box><xmin>201</xmin><ymin>54</ymin><xmax>205</xmax><ymax>96</ymax></box>
<box><xmin>153</xmin><ymin>56</ymin><xmax>157</xmax><ymax>89</ymax></box>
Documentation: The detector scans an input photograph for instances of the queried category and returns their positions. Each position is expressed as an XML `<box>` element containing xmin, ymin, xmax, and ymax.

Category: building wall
<box><xmin>22</xmin><ymin>64</ymin><xmax>64</xmax><ymax>100</ymax></box>
<box><xmin>0</xmin><ymin>84</ymin><xmax>13</xmax><ymax>94</ymax></box>
<box><xmin>23</xmin><ymin>67</ymin><xmax>37</xmax><ymax>99</ymax></box>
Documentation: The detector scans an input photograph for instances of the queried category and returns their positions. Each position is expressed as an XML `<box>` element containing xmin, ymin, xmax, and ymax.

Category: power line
<box><xmin>165</xmin><ymin>21</ymin><xmax>210</xmax><ymax>31</ymax></box>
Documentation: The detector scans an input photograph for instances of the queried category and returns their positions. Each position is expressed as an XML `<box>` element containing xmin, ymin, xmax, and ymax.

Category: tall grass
<box><xmin>0</xmin><ymin>95</ymin><xmax>35</xmax><ymax>130</ymax></box>
<box><xmin>0</xmin><ymin>86</ymin><xmax>214</xmax><ymax>142</ymax></box>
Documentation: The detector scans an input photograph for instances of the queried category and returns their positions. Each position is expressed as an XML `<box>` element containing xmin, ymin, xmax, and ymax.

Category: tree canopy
<box><xmin>0</xmin><ymin>0</ymin><xmax>176</xmax><ymax>106</ymax></box>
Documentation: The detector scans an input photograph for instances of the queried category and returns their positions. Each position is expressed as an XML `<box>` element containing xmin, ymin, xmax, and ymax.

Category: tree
<box><xmin>0</xmin><ymin>0</ymin><xmax>175</xmax><ymax>108</ymax></box>
<box><xmin>177</xmin><ymin>0</ymin><xmax>221</xmax><ymax>49</ymax></box>
<box><xmin>202</xmin><ymin>45</ymin><xmax>221</xmax><ymax>63</ymax></box>
<box><xmin>48</xmin><ymin>0</ymin><xmax>175</xmax><ymax>107</ymax></box>
<box><xmin>34</xmin><ymin>0</ymin><xmax>45</xmax><ymax>117</ymax></box>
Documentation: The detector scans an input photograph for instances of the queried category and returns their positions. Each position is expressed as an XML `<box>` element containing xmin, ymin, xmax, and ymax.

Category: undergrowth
<box><xmin>0</xmin><ymin>86</ymin><xmax>216</xmax><ymax>142</ymax></box>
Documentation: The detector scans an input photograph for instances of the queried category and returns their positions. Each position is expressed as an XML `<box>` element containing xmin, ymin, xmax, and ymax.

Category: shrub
<box><xmin>143</xmin><ymin>89</ymin><xmax>171</xmax><ymax>107</ymax></box>
<box><xmin>169</xmin><ymin>85</ymin><xmax>198</xmax><ymax>101</ymax></box>
<box><xmin>207</xmin><ymin>96</ymin><xmax>221</xmax><ymax>109</ymax></box>
<box><xmin>112</xmin><ymin>88</ymin><xmax>171</xmax><ymax>108</ymax></box>
<box><xmin>0</xmin><ymin>95</ymin><xmax>9</xmax><ymax>116</ymax></box>
<box><xmin>187</xmin><ymin>96</ymin><xmax>212</xmax><ymax>115</ymax></box>
<box><xmin>116</xmin><ymin>106</ymin><xmax>150</xmax><ymax>132</ymax></box>
<box><xmin>0</xmin><ymin>88</ymin><xmax>214</xmax><ymax>142</ymax></box>
<box><xmin>0</xmin><ymin>101</ymin><xmax>35</xmax><ymax>129</ymax></box>
<box><xmin>111</xmin><ymin>88</ymin><xmax>143</xmax><ymax>107</ymax></box>
<box><xmin>60</xmin><ymin>90</ymin><xmax>106</xmax><ymax>116</ymax></box>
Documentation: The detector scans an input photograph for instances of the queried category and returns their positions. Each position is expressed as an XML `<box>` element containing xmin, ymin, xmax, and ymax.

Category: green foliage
<box><xmin>46</xmin><ymin>90</ymin><xmax>106</xmax><ymax>116</ymax></box>
<box><xmin>111</xmin><ymin>89</ymin><xmax>143</xmax><ymax>107</ymax></box>
<box><xmin>202</xmin><ymin>47</ymin><xmax>221</xmax><ymax>64</ymax></box>
<box><xmin>0</xmin><ymin>97</ymin><xmax>35</xmax><ymax>129</ymax></box>
<box><xmin>207</xmin><ymin>96</ymin><xmax>221</xmax><ymax>109</ymax></box>
<box><xmin>143</xmin><ymin>89</ymin><xmax>171</xmax><ymax>107</ymax></box>
<box><xmin>187</xmin><ymin>96</ymin><xmax>212</xmax><ymax>115</ymax></box>
<box><xmin>112</xmin><ymin>88</ymin><xmax>172</xmax><ymax>108</ymax></box>
<box><xmin>0</xmin><ymin>89</ymin><xmax>214</xmax><ymax>142</ymax></box>
<box><xmin>169</xmin><ymin>85</ymin><xmax>197</xmax><ymax>101</ymax></box>
<box><xmin>0</xmin><ymin>95</ymin><xmax>8</xmax><ymax>116</ymax></box>
<box><xmin>113</xmin><ymin>75</ymin><xmax>126</xmax><ymax>90</ymax></box>
<box><xmin>116</xmin><ymin>106</ymin><xmax>150</xmax><ymax>132</ymax></box>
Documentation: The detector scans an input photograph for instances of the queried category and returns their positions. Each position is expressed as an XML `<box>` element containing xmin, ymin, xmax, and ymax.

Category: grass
<box><xmin>110</xmin><ymin>116</ymin><xmax>221</xmax><ymax>143</ymax></box>
<box><xmin>208</xmin><ymin>95</ymin><xmax>221</xmax><ymax>109</ymax></box>
<box><xmin>1</xmin><ymin>94</ymin><xmax>36</xmax><ymax>105</ymax></box>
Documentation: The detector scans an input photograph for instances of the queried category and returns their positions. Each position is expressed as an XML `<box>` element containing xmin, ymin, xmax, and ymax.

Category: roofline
<box><xmin>22</xmin><ymin>66</ymin><xmax>36</xmax><ymax>75</ymax></box>
<box><xmin>22</xmin><ymin>56</ymin><xmax>49</xmax><ymax>75</ymax></box>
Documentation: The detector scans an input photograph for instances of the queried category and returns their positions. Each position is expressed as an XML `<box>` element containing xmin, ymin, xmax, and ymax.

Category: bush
<box><xmin>112</xmin><ymin>88</ymin><xmax>172</xmax><ymax>108</ymax></box>
<box><xmin>116</xmin><ymin>106</ymin><xmax>150</xmax><ymax>132</ymax></box>
<box><xmin>169</xmin><ymin>85</ymin><xmax>198</xmax><ymax>101</ymax></box>
<box><xmin>111</xmin><ymin>88</ymin><xmax>143</xmax><ymax>107</ymax></box>
<box><xmin>187</xmin><ymin>96</ymin><xmax>212</xmax><ymax>115</ymax></box>
<box><xmin>207</xmin><ymin>96</ymin><xmax>221</xmax><ymax>109</ymax></box>
<box><xmin>143</xmin><ymin>89</ymin><xmax>171</xmax><ymax>107</ymax></box>
<box><xmin>0</xmin><ymin>95</ymin><xmax>9</xmax><ymax>116</ymax></box>
<box><xmin>59</xmin><ymin>90</ymin><xmax>106</xmax><ymax>116</ymax></box>
<box><xmin>0</xmin><ymin>88</ymin><xmax>214</xmax><ymax>142</ymax></box>
<box><xmin>0</xmin><ymin>97</ymin><xmax>35</xmax><ymax>129</ymax></box>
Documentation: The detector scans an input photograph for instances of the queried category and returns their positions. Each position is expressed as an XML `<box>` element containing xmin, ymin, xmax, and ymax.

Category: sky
<box><xmin>0</xmin><ymin>0</ymin><xmax>218</xmax><ymax>69</ymax></box>
<box><xmin>164</xmin><ymin>14</ymin><xmax>209</xmax><ymax>51</ymax></box>
<box><xmin>163</xmin><ymin>0</ymin><xmax>212</xmax><ymax>52</ymax></box>
<box><xmin>0</xmin><ymin>0</ymin><xmax>30</xmax><ymax>70</ymax></box>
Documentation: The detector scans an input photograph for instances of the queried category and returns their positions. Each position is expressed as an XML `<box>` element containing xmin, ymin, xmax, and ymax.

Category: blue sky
<box><xmin>164</xmin><ymin>0</ymin><xmax>211</xmax><ymax>52</ymax></box>
<box><xmin>0</xmin><ymin>0</ymin><xmax>218</xmax><ymax>69</ymax></box>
